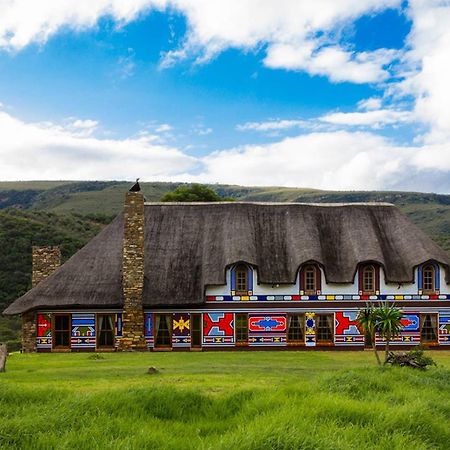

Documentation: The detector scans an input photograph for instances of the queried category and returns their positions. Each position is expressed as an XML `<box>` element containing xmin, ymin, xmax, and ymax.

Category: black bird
<box><xmin>129</xmin><ymin>178</ymin><xmax>141</xmax><ymax>192</ymax></box>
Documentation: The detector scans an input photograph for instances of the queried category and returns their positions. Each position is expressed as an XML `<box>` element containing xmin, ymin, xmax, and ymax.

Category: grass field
<box><xmin>1</xmin><ymin>351</ymin><xmax>449</xmax><ymax>449</ymax></box>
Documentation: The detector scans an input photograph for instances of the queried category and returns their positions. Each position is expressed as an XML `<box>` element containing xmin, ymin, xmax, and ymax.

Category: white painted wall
<box><xmin>205</xmin><ymin>263</ymin><xmax>449</xmax><ymax>296</ymax></box>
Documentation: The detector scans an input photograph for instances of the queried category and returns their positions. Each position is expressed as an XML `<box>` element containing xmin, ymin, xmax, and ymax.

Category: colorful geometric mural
<box><xmin>203</xmin><ymin>312</ymin><xmax>234</xmax><ymax>346</ymax></box>
<box><xmin>144</xmin><ymin>313</ymin><xmax>154</xmax><ymax>348</ymax></box>
<box><xmin>376</xmin><ymin>313</ymin><xmax>420</xmax><ymax>345</ymax></box>
<box><xmin>439</xmin><ymin>313</ymin><xmax>450</xmax><ymax>345</ymax></box>
<box><xmin>248</xmin><ymin>314</ymin><xmax>286</xmax><ymax>345</ymax></box>
<box><xmin>36</xmin><ymin>313</ymin><xmax>52</xmax><ymax>349</ymax></box>
<box><xmin>172</xmin><ymin>313</ymin><xmax>191</xmax><ymax>347</ymax></box>
<box><xmin>71</xmin><ymin>313</ymin><xmax>95</xmax><ymax>349</ymax></box>
<box><xmin>334</xmin><ymin>311</ymin><xmax>364</xmax><ymax>345</ymax></box>
<box><xmin>305</xmin><ymin>312</ymin><xmax>316</xmax><ymax>347</ymax></box>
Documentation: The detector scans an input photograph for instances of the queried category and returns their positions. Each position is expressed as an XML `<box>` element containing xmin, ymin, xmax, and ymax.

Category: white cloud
<box><xmin>357</xmin><ymin>97</ymin><xmax>383</xmax><ymax>111</ymax></box>
<box><xmin>0</xmin><ymin>109</ymin><xmax>195</xmax><ymax>180</ymax></box>
<box><xmin>0</xmin><ymin>0</ymin><xmax>402</xmax><ymax>84</ymax></box>
<box><xmin>237</xmin><ymin>119</ymin><xmax>308</xmax><ymax>132</ymax></box>
<box><xmin>397</xmin><ymin>0</ymin><xmax>450</xmax><ymax>144</ymax></box>
<box><xmin>194</xmin><ymin>131</ymin><xmax>450</xmax><ymax>192</ymax></box>
<box><xmin>319</xmin><ymin>109</ymin><xmax>413</xmax><ymax>128</ymax></box>
<box><xmin>155</xmin><ymin>123</ymin><xmax>172</xmax><ymax>133</ymax></box>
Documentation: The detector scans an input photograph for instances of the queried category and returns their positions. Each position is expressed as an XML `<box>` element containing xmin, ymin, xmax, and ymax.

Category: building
<box><xmin>3</xmin><ymin>187</ymin><xmax>450</xmax><ymax>352</ymax></box>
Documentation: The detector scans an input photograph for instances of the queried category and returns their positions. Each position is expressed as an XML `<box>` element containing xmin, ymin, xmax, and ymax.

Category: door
<box><xmin>235</xmin><ymin>313</ymin><xmax>248</xmax><ymax>345</ymax></box>
<box><xmin>191</xmin><ymin>314</ymin><xmax>202</xmax><ymax>348</ymax></box>
<box><xmin>53</xmin><ymin>314</ymin><xmax>71</xmax><ymax>349</ymax></box>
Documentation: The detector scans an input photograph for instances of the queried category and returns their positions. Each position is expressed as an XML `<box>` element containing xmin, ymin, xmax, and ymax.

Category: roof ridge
<box><xmin>143</xmin><ymin>201</ymin><xmax>396</xmax><ymax>206</ymax></box>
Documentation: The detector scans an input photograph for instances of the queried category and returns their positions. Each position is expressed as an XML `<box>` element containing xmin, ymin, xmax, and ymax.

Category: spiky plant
<box><xmin>376</xmin><ymin>302</ymin><xmax>403</xmax><ymax>364</ymax></box>
<box><xmin>357</xmin><ymin>304</ymin><xmax>381</xmax><ymax>366</ymax></box>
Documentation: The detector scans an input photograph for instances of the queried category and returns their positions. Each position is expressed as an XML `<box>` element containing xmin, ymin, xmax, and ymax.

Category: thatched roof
<box><xmin>4</xmin><ymin>202</ymin><xmax>450</xmax><ymax>315</ymax></box>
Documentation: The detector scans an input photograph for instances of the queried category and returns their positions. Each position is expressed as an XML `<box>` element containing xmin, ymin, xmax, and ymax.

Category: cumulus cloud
<box><xmin>0</xmin><ymin>109</ymin><xmax>195</xmax><ymax>180</ymax></box>
<box><xmin>319</xmin><ymin>109</ymin><xmax>413</xmax><ymax>128</ymax></box>
<box><xmin>0</xmin><ymin>0</ymin><xmax>402</xmax><ymax>84</ymax></box>
<box><xmin>195</xmin><ymin>131</ymin><xmax>450</xmax><ymax>192</ymax></box>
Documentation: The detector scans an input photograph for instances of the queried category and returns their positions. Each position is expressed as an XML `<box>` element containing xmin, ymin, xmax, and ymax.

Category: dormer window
<box><xmin>231</xmin><ymin>263</ymin><xmax>253</xmax><ymax>295</ymax></box>
<box><xmin>300</xmin><ymin>264</ymin><xmax>321</xmax><ymax>295</ymax></box>
<box><xmin>421</xmin><ymin>264</ymin><xmax>438</xmax><ymax>295</ymax></box>
<box><xmin>235</xmin><ymin>264</ymin><xmax>248</xmax><ymax>293</ymax></box>
<box><xmin>359</xmin><ymin>264</ymin><xmax>379</xmax><ymax>295</ymax></box>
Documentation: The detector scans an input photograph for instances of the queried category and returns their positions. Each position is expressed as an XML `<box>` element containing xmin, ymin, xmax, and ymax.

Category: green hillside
<box><xmin>0</xmin><ymin>181</ymin><xmax>449</xmax><ymax>349</ymax></box>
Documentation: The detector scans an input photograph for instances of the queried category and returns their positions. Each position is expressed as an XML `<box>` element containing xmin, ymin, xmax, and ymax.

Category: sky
<box><xmin>0</xmin><ymin>0</ymin><xmax>450</xmax><ymax>192</ymax></box>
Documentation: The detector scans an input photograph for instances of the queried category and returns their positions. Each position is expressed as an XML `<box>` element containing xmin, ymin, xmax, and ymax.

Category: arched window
<box><xmin>422</xmin><ymin>264</ymin><xmax>436</xmax><ymax>294</ymax></box>
<box><xmin>359</xmin><ymin>264</ymin><xmax>379</xmax><ymax>295</ymax></box>
<box><xmin>231</xmin><ymin>263</ymin><xmax>253</xmax><ymax>295</ymax></box>
<box><xmin>300</xmin><ymin>264</ymin><xmax>321</xmax><ymax>295</ymax></box>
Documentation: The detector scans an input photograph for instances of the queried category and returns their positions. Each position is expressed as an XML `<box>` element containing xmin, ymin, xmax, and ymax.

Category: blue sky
<box><xmin>0</xmin><ymin>1</ymin><xmax>449</xmax><ymax>192</ymax></box>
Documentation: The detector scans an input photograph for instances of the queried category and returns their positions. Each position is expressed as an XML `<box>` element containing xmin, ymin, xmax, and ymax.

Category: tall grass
<box><xmin>1</xmin><ymin>351</ymin><xmax>449</xmax><ymax>449</ymax></box>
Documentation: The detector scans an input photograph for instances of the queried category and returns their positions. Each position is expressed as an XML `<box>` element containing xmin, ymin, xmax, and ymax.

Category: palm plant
<box><xmin>357</xmin><ymin>304</ymin><xmax>381</xmax><ymax>366</ymax></box>
<box><xmin>376</xmin><ymin>302</ymin><xmax>403</xmax><ymax>364</ymax></box>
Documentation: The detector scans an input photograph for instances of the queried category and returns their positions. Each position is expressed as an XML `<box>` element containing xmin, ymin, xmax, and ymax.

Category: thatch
<box><xmin>4</xmin><ymin>202</ymin><xmax>450</xmax><ymax>315</ymax></box>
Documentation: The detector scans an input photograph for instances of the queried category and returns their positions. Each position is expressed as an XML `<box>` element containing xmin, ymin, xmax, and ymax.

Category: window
<box><xmin>235</xmin><ymin>264</ymin><xmax>248</xmax><ymax>294</ymax></box>
<box><xmin>359</xmin><ymin>264</ymin><xmax>379</xmax><ymax>295</ymax></box>
<box><xmin>235</xmin><ymin>313</ymin><xmax>248</xmax><ymax>345</ymax></box>
<box><xmin>422</xmin><ymin>265</ymin><xmax>436</xmax><ymax>294</ymax></box>
<box><xmin>316</xmin><ymin>314</ymin><xmax>333</xmax><ymax>344</ymax></box>
<box><xmin>54</xmin><ymin>314</ymin><xmax>71</xmax><ymax>348</ymax></box>
<box><xmin>287</xmin><ymin>314</ymin><xmax>304</xmax><ymax>344</ymax></box>
<box><xmin>420</xmin><ymin>314</ymin><xmax>438</xmax><ymax>343</ymax></box>
<box><xmin>97</xmin><ymin>314</ymin><xmax>115</xmax><ymax>348</ymax></box>
<box><xmin>154</xmin><ymin>314</ymin><xmax>172</xmax><ymax>348</ymax></box>
<box><xmin>301</xmin><ymin>265</ymin><xmax>320</xmax><ymax>294</ymax></box>
<box><xmin>191</xmin><ymin>314</ymin><xmax>202</xmax><ymax>348</ymax></box>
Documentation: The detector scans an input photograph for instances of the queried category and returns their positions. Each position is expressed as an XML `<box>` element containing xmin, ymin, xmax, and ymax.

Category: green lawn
<box><xmin>1</xmin><ymin>351</ymin><xmax>449</xmax><ymax>449</ymax></box>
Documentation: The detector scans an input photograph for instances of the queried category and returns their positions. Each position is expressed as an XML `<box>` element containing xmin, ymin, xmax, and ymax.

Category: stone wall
<box><xmin>22</xmin><ymin>246</ymin><xmax>61</xmax><ymax>352</ymax></box>
<box><xmin>118</xmin><ymin>191</ymin><xmax>147</xmax><ymax>350</ymax></box>
<box><xmin>22</xmin><ymin>311</ymin><xmax>36</xmax><ymax>353</ymax></box>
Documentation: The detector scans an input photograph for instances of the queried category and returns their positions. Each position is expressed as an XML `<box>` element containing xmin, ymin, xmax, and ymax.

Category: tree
<box><xmin>160</xmin><ymin>184</ymin><xmax>232</xmax><ymax>202</ymax></box>
<box><xmin>357</xmin><ymin>304</ymin><xmax>382</xmax><ymax>366</ymax></box>
<box><xmin>376</xmin><ymin>302</ymin><xmax>403</xmax><ymax>364</ymax></box>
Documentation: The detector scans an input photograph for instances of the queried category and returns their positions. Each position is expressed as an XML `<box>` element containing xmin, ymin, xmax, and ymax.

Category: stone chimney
<box><xmin>32</xmin><ymin>246</ymin><xmax>61</xmax><ymax>287</ymax></box>
<box><xmin>22</xmin><ymin>246</ymin><xmax>61</xmax><ymax>353</ymax></box>
<box><xmin>118</xmin><ymin>191</ymin><xmax>147</xmax><ymax>350</ymax></box>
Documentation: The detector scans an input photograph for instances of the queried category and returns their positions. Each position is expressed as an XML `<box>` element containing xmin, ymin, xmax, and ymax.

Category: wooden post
<box><xmin>0</xmin><ymin>343</ymin><xmax>7</xmax><ymax>373</ymax></box>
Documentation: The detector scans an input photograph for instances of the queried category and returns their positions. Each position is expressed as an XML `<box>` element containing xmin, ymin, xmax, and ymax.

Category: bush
<box><xmin>385</xmin><ymin>348</ymin><xmax>436</xmax><ymax>370</ymax></box>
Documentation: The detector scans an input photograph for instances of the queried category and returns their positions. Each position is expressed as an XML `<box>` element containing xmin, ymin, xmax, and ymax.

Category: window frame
<box><xmin>190</xmin><ymin>313</ymin><xmax>202</xmax><ymax>348</ymax></box>
<box><xmin>287</xmin><ymin>313</ymin><xmax>305</xmax><ymax>345</ymax></box>
<box><xmin>53</xmin><ymin>313</ymin><xmax>71</xmax><ymax>349</ymax></box>
<box><xmin>315</xmin><ymin>314</ymin><xmax>334</xmax><ymax>345</ymax></box>
<box><xmin>420</xmin><ymin>313</ymin><xmax>438</xmax><ymax>344</ymax></box>
<box><xmin>422</xmin><ymin>264</ymin><xmax>436</xmax><ymax>294</ymax></box>
<box><xmin>300</xmin><ymin>264</ymin><xmax>321</xmax><ymax>295</ymax></box>
<box><xmin>235</xmin><ymin>313</ymin><xmax>248</xmax><ymax>346</ymax></box>
<box><xmin>358</xmin><ymin>264</ymin><xmax>380</xmax><ymax>296</ymax></box>
<box><xmin>154</xmin><ymin>313</ymin><xmax>173</xmax><ymax>348</ymax></box>
<box><xmin>96</xmin><ymin>313</ymin><xmax>115</xmax><ymax>349</ymax></box>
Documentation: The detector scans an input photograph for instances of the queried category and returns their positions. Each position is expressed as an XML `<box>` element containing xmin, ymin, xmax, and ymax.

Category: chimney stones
<box><xmin>117</xmin><ymin>191</ymin><xmax>147</xmax><ymax>350</ymax></box>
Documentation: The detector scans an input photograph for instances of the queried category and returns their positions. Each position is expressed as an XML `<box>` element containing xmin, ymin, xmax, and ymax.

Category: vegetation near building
<box><xmin>160</xmin><ymin>183</ymin><xmax>232</xmax><ymax>202</ymax></box>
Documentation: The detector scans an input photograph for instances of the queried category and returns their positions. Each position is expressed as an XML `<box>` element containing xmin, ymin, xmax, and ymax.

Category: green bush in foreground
<box><xmin>0</xmin><ymin>351</ymin><xmax>449</xmax><ymax>449</ymax></box>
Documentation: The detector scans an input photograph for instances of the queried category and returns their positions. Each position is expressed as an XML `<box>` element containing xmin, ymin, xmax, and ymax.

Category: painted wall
<box><xmin>205</xmin><ymin>264</ymin><xmax>449</xmax><ymax>299</ymax></box>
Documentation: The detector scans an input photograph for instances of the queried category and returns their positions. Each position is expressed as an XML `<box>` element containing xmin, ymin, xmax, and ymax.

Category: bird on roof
<box><xmin>129</xmin><ymin>178</ymin><xmax>141</xmax><ymax>192</ymax></box>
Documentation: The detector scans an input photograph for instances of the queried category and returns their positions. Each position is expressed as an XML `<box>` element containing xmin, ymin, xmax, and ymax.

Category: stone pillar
<box><xmin>22</xmin><ymin>311</ymin><xmax>37</xmax><ymax>353</ymax></box>
<box><xmin>22</xmin><ymin>246</ymin><xmax>61</xmax><ymax>352</ymax></box>
<box><xmin>117</xmin><ymin>191</ymin><xmax>147</xmax><ymax>350</ymax></box>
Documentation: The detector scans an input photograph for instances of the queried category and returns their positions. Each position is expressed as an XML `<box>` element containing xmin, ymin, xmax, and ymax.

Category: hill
<box><xmin>0</xmin><ymin>181</ymin><xmax>449</xmax><ymax>349</ymax></box>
